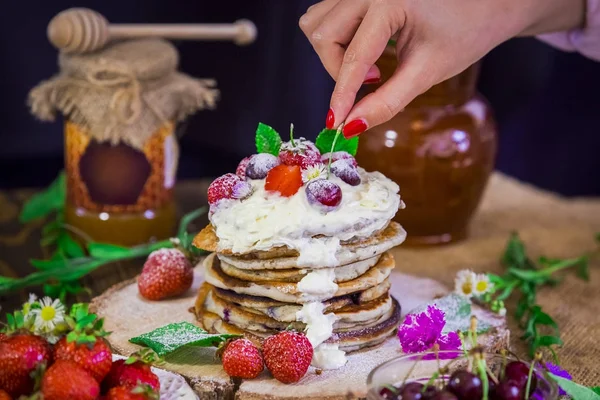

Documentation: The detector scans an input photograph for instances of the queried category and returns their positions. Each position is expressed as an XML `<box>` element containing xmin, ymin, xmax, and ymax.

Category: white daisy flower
<box><xmin>454</xmin><ymin>270</ymin><xmax>476</xmax><ymax>298</ymax></box>
<box><xmin>473</xmin><ymin>273</ymin><xmax>494</xmax><ymax>296</ymax></box>
<box><xmin>30</xmin><ymin>297</ymin><xmax>66</xmax><ymax>334</ymax></box>
<box><xmin>301</xmin><ymin>163</ymin><xmax>326</xmax><ymax>183</ymax></box>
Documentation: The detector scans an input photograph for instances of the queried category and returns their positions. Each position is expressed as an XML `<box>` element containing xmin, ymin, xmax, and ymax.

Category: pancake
<box><xmin>199</xmin><ymin>297</ymin><xmax>402</xmax><ymax>352</ymax></box>
<box><xmin>201</xmin><ymin>286</ymin><xmax>394</xmax><ymax>333</ymax></box>
<box><xmin>194</xmin><ymin>222</ymin><xmax>406</xmax><ymax>268</ymax></box>
<box><xmin>206</xmin><ymin>280</ymin><xmax>392</xmax><ymax>322</ymax></box>
<box><xmin>218</xmin><ymin>254</ymin><xmax>380</xmax><ymax>283</ymax></box>
<box><xmin>203</xmin><ymin>252</ymin><xmax>395</xmax><ymax>304</ymax></box>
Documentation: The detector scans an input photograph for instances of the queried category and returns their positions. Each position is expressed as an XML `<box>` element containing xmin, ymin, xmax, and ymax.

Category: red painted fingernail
<box><xmin>363</xmin><ymin>77</ymin><xmax>381</xmax><ymax>84</ymax></box>
<box><xmin>326</xmin><ymin>108</ymin><xmax>335</xmax><ymax>129</ymax></box>
<box><xmin>343</xmin><ymin>119</ymin><xmax>368</xmax><ymax>138</ymax></box>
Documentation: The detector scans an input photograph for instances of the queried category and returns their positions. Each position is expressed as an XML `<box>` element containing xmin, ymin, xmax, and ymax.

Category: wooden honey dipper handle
<box><xmin>47</xmin><ymin>8</ymin><xmax>257</xmax><ymax>54</ymax></box>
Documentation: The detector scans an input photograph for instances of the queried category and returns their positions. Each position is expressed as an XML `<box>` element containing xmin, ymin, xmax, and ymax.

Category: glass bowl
<box><xmin>366</xmin><ymin>351</ymin><xmax>559</xmax><ymax>400</ymax></box>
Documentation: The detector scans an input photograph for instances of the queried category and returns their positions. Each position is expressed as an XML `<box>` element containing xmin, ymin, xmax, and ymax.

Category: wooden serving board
<box><xmin>91</xmin><ymin>265</ymin><xmax>509</xmax><ymax>400</ymax></box>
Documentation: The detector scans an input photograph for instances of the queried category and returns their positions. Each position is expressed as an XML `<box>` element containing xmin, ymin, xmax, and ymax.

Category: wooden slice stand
<box><xmin>91</xmin><ymin>264</ymin><xmax>509</xmax><ymax>400</ymax></box>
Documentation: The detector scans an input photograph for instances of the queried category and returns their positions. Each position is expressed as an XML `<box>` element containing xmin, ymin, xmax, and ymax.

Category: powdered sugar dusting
<box><xmin>146</xmin><ymin>248</ymin><xmax>188</xmax><ymax>267</ymax></box>
<box><xmin>330</xmin><ymin>159</ymin><xmax>361</xmax><ymax>186</ymax></box>
<box><xmin>321</xmin><ymin>151</ymin><xmax>358</xmax><ymax>167</ymax></box>
<box><xmin>246</xmin><ymin>153</ymin><xmax>280</xmax><ymax>179</ymax></box>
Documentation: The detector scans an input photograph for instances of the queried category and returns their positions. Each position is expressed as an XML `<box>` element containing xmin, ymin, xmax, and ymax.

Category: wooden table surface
<box><xmin>1</xmin><ymin>173</ymin><xmax>599</xmax><ymax>385</ymax></box>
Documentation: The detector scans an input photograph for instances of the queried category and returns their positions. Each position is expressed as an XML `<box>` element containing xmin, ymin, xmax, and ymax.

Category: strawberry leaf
<box><xmin>315</xmin><ymin>128</ymin><xmax>359</xmax><ymax>156</ymax></box>
<box><xmin>129</xmin><ymin>322</ymin><xmax>241</xmax><ymax>357</ymax></box>
<box><xmin>256</xmin><ymin>123</ymin><xmax>282</xmax><ymax>156</ymax></box>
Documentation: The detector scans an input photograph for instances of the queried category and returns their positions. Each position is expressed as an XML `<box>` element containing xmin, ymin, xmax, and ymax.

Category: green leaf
<box><xmin>87</xmin><ymin>243</ymin><xmax>132</xmax><ymax>259</ymax></box>
<box><xmin>501</xmin><ymin>233</ymin><xmax>527</xmax><ymax>269</ymax></box>
<box><xmin>19</xmin><ymin>172</ymin><xmax>66</xmax><ymax>223</ymax></box>
<box><xmin>537</xmin><ymin>335</ymin><xmax>563</xmax><ymax>347</ymax></box>
<box><xmin>315</xmin><ymin>128</ymin><xmax>359</xmax><ymax>156</ymax></box>
<box><xmin>533</xmin><ymin>309</ymin><xmax>558</xmax><ymax>329</ymax></box>
<box><xmin>591</xmin><ymin>387</ymin><xmax>600</xmax><ymax>396</ymax></box>
<box><xmin>255</xmin><ymin>123</ymin><xmax>282</xmax><ymax>156</ymax></box>
<box><xmin>30</xmin><ymin>258</ymin><xmax>67</xmax><ymax>270</ymax></box>
<box><xmin>549</xmin><ymin>374</ymin><xmax>600</xmax><ymax>400</ymax></box>
<box><xmin>129</xmin><ymin>322</ymin><xmax>241</xmax><ymax>357</ymax></box>
<box><xmin>58</xmin><ymin>233</ymin><xmax>85</xmax><ymax>258</ymax></box>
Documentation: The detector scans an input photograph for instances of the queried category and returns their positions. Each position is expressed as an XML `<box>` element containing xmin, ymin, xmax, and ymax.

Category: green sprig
<box><xmin>483</xmin><ymin>232</ymin><xmax>597</xmax><ymax>358</ymax></box>
<box><xmin>2</xmin><ymin>204</ymin><xmax>207</xmax><ymax>297</ymax></box>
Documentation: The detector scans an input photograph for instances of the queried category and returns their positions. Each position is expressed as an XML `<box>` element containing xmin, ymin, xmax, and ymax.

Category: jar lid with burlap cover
<box><xmin>28</xmin><ymin>38</ymin><xmax>219</xmax><ymax>150</ymax></box>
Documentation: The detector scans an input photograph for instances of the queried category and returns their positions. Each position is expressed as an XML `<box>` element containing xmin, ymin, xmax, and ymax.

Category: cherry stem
<box><xmin>327</xmin><ymin>124</ymin><xmax>344</xmax><ymax>179</ymax></box>
<box><xmin>477</xmin><ymin>357</ymin><xmax>489</xmax><ymax>400</ymax></box>
<box><xmin>525</xmin><ymin>354</ymin><xmax>540</xmax><ymax>398</ymax></box>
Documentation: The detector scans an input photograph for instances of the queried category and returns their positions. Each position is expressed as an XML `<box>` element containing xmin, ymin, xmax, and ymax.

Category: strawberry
<box><xmin>0</xmin><ymin>334</ymin><xmax>52</xmax><ymax>397</ymax></box>
<box><xmin>103</xmin><ymin>351</ymin><xmax>160</xmax><ymax>392</ymax></box>
<box><xmin>279</xmin><ymin>138</ymin><xmax>321</xmax><ymax>169</ymax></box>
<box><xmin>138</xmin><ymin>248</ymin><xmax>194</xmax><ymax>301</ymax></box>
<box><xmin>106</xmin><ymin>384</ymin><xmax>159</xmax><ymax>400</ymax></box>
<box><xmin>263</xmin><ymin>331</ymin><xmax>313</xmax><ymax>384</ymax></box>
<box><xmin>235</xmin><ymin>156</ymin><xmax>252</xmax><ymax>179</ymax></box>
<box><xmin>54</xmin><ymin>336</ymin><xmax>113</xmax><ymax>382</ymax></box>
<box><xmin>0</xmin><ymin>389</ymin><xmax>12</xmax><ymax>400</ymax></box>
<box><xmin>0</xmin><ymin>333</ymin><xmax>7</xmax><ymax>342</ymax></box>
<box><xmin>320</xmin><ymin>151</ymin><xmax>358</xmax><ymax>167</ymax></box>
<box><xmin>207</xmin><ymin>173</ymin><xmax>252</xmax><ymax>205</ymax></box>
<box><xmin>265</xmin><ymin>165</ymin><xmax>303</xmax><ymax>197</ymax></box>
<box><xmin>221</xmin><ymin>338</ymin><xmax>264</xmax><ymax>379</ymax></box>
<box><xmin>41</xmin><ymin>360</ymin><xmax>100</xmax><ymax>400</ymax></box>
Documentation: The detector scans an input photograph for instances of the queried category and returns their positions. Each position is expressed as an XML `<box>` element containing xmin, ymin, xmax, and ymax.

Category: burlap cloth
<box><xmin>27</xmin><ymin>38</ymin><xmax>219</xmax><ymax>150</ymax></box>
<box><xmin>1</xmin><ymin>172</ymin><xmax>598</xmax><ymax>384</ymax></box>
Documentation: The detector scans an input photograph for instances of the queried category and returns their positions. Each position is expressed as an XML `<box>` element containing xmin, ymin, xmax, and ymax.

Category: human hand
<box><xmin>300</xmin><ymin>0</ymin><xmax>585</xmax><ymax>138</ymax></box>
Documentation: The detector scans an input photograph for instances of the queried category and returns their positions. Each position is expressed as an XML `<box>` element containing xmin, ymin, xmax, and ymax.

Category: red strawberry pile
<box><xmin>0</xmin><ymin>306</ymin><xmax>160</xmax><ymax>400</ymax></box>
<box><xmin>220</xmin><ymin>331</ymin><xmax>314</xmax><ymax>384</ymax></box>
<box><xmin>207</xmin><ymin>123</ymin><xmax>363</xmax><ymax>213</ymax></box>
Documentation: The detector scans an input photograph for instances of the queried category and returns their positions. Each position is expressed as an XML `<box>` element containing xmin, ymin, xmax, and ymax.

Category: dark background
<box><xmin>1</xmin><ymin>1</ymin><xmax>599</xmax><ymax>196</ymax></box>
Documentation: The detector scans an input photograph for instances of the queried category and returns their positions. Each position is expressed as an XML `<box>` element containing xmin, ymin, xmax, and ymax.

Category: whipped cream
<box><xmin>297</xmin><ymin>269</ymin><xmax>339</xmax><ymax>301</ymax></box>
<box><xmin>295</xmin><ymin>302</ymin><xmax>337</xmax><ymax>347</ymax></box>
<box><xmin>209</xmin><ymin>168</ymin><xmax>402</xmax><ymax>267</ymax></box>
<box><xmin>311</xmin><ymin>343</ymin><xmax>347</xmax><ymax>370</ymax></box>
<box><xmin>295</xmin><ymin>270</ymin><xmax>348</xmax><ymax>370</ymax></box>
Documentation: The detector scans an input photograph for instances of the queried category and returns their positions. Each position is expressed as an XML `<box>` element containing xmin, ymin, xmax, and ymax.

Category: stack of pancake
<box><xmin>192</xmin><ymin>220</ymin><xmax>406</xmax><ymax>354</ymax></box>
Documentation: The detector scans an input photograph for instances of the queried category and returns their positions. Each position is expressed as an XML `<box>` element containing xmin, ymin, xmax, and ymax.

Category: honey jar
<box><xmin>29</xmin><ymin>39</ymin><xmax>219</xmax><ymax>246</ymax></box>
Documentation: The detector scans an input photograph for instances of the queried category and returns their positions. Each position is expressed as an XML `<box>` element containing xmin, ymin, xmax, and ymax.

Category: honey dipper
<box><xmin>47</xmin><ymin>8</ymin><xmax>257</xmax><ymax>54</ymax></box>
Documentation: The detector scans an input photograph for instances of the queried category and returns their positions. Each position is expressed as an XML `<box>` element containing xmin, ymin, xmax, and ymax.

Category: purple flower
<box><xmin>397</xmin><ymin>305</ymin><xmax>462</xmax><ymax>358</ymax></box>
<box><xmin>545</xmin><ymin>362</ymin><xmax>572</xmax><ymax>396</ymax></box>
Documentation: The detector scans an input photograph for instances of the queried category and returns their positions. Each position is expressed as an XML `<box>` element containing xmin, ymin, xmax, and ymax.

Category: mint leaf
<box><xmin>591</xmin><ymin>387</ymin><xmax>600</xmax><ymax>396</ymax></box>
<box><xmin>315</xmin><ymin>128</ymin><xmax>359</xmax><ymax>156</ymax></box>
<box><xmin>256</xmin><ymin>123</ymin><xmax>282</xmax><ymax>156</ymax></box>
<box><xmin>20</xmin><ymin>171</ymin><xmax>66</xmax><ymax>222</ymax></box>
<box><xmin>129</xmin><ymin>322</ymin><xmax>241</xmax><ymax>357</ymax></box>
<box><xmin>549</xmin><ymin>374</ymin><xmax>600</xmax><ymax>400</ymax></box>
<box><xmin>502</xmin><ymin>233</ymin><xmax>527</xmax><ymax>269</ymax></box>
<box><xmin>87</xmin><ymin>243</ymin><xmax>132</xmax><ymax>259</ymax></box>
<box><xmin>58</xmin><ymin>233</ymin><xmax>85</xmax><ymax>258</ymax></box>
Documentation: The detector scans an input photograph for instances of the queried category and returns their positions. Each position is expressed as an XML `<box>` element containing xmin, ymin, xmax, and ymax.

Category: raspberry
<box><xmin>246</xmin><ymin>154</ymin><xmax>281</xmax><ymax>180</ymax></box>
<box><xmin>279</xmin><ymin>138</ymin><xmax>321</xmax><ymax>168</ymax></box>
<box><xmin>208</xmin><ymin>173</ymin><xmax>252</xmax><ymax>205</ymax></box>
<box><xmin>330</xmin><ymin>159</ymin><xmax>361</xmax><ymax>186</ymax></box>
<box><xmin>235</xmin><ymin>156</ymin><xmax>252</xmax><ymax>179</ymax></box>
<box><xmin>320</xmin><ymin>151</ymin><xmax>358</xmax><ymax>167</ymax></box>
<box><xmin>306</xmin><ymin>179</ymin><xmax>342</xmax><ymax>212</ymax></box>
<box><xmin>264</xmin><ymin>165</ymin><xmax>303</xmax><ymax>197</ymax></box>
